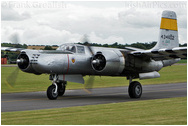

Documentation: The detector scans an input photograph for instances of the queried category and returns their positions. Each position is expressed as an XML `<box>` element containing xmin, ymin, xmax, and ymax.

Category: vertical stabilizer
<box><xmin>153</xmin><ymin>10</ymin><xmax>179</xmax><ymax>49</ymax></box>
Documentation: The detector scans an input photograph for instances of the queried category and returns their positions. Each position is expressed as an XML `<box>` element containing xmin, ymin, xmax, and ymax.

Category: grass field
<box><xmin>177</xmin><ymin>59</ymin><xmax>187</xmax><ymax>63</ymax></box>
<box><xmin>1</xmin><ymin>97</ymin><xmax>187</xmax><ymax>125</ymax></box>
<box><xmin>1</xmin><ymin>64</ymin><xmax>187</xmax><ymax>93</ymax></box>
<box><xmin>1</xmin><ymin>64</ymin><xmax>187</xmax><ymax>125</ymax></box>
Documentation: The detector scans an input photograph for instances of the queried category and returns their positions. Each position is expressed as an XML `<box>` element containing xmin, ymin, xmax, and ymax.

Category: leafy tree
<box><xmin>43</xmin><ymin>46</ymin><xmax>53</xmax><ymax>50</ymax></box>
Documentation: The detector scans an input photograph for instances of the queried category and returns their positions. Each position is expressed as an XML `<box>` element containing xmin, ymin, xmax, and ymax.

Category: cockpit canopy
<box><xmin>57</xmin><ymin>44</ymin><xmax>85</xmax><ymax>54</ymax></box>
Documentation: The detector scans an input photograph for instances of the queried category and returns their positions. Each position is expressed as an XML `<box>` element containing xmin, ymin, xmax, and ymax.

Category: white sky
<box><xmin>1</xmin><ymin>1</ymin><xmax>187</xmax><ymax>45</ymax></box>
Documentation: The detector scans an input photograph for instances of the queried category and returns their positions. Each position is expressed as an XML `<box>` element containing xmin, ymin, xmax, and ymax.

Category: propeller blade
<box><xmin>5</xmin><ymin>67</ymin><xmax>19</xmax><ymax>88</ymax></box>
<box><xmin>81</xmin><ymin>34</ymin><xmax>89</xmax><ymax>43</ymax></box>
<box><xmin>83</xmin><ymin>76</ymin><xmax>95</xmax><ymax>94</ymax></box>
<box><xmin>4</xmin><ymin>33</ymin><xmax>21</xmax><ymax>88</ymax></box>
<box><xmin>87</xmin><ymin>44</ymin><xmax>94</xmax><ymax>56</ymax></box>
<box><xmin>81</xmin><ymin>34</ymin><xmax>94</xmax><ymax>56</ymax></box>
<box><xmin>9</xmin><ymin>33</ymin><xmax>20</xmax><ymax>44</ymax></box>
<box><xmin>81</xmin><ymin>34</ymin><xmax>96</xmax><ymax>93</ymax></box>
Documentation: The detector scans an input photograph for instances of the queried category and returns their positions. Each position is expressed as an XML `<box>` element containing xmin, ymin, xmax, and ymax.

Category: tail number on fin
<box><xmin>161</xmin><ymin>34</ymin><xmax>174</xmax><ymax>40</ymax></box>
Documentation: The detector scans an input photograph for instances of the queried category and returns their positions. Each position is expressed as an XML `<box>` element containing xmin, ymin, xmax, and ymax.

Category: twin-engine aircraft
<box><xmin>2</xmin><ymin>10</ymin><xmax>187</xmax><ymax>100</ymax></box>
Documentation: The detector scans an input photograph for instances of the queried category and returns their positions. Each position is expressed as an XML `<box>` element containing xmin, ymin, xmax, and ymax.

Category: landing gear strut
<box><xmin>128</xmin><ymin>77</ymin><xmax>142</xmax><ymax>98</ymax></box>
<box><xmin>47</xmin><ymin>75</ymin><xmax>67</xmax><ymax>100</ymax></box>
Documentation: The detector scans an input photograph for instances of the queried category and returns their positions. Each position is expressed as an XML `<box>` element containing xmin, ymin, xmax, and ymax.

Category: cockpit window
<box><xmin>77</xmin><ymin>46</ymin><xmax>85</xmax><ymax>53</ymax></box>
<box><xmin>67</xmin><ymin>46</ymin><xmax>76</xmax><ymax>53</ymax></box>
<box><xmin>57</xmin><ymin>45</ymin><xmax>76</xmax><ymax>53</ymax></box>
<box><xmin>57</xmin><ymin>44</ymin><xmax>85</xmax><ymax>54</ymax></box>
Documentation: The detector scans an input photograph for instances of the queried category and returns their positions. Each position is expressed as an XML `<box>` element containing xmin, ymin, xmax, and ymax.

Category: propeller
<box><xmin>9</xmin><ymin>33</ymin><xmax>20</xmax><ymax>45</ymax></box>
<box><xmin>81</xmin><ymin>34</ymin><xmax>106</xmax><ymax>71</ymax></box>
<box><xmin>81</xmin><ymin>34</ymin><xmax>96</xmax><ymax>93</ymax></box>
<box><xmin>83</xmin><ymin>76</ymin><xmax>95</xmax><ymax>94</ymax></box>
<box><xmin>81</xmin><ymin>34</ymin><xmax>94</xmax><ymax>56</ymax></box>
<box><xmin>5</xmin><ymin>33</ymin><xmax>21</xmax><ymax>88</ymax></box>
<box><xmin>5</xmin><ymin>67</ymin><xmax>19</xmax><ymax>88</ymax></box>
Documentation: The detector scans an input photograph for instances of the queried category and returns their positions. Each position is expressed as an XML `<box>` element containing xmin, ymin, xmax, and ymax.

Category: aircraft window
<box><xmin>70</xmin><ymin>46</ymin><xmax>76</xmax><ymax>53</ymax></box>
<box><xmin>58</xmin><ymin>45</ymin><xmax>65</xmax><ymax>50</ymax></box>
<box><xmin>65</xmin><ymin>46</ymin><xmax>76</xmax><ymax>53</ymax></box>
<box><xmin>77</xmin><ymin>46</ymin><xmax>85</xmax><ymax>53</ymax></box>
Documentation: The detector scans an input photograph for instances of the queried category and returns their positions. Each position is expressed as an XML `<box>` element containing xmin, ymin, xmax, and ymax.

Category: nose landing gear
<box><xmin>47</xmin><ymin>75</ymin><xmax>67</xmax><ymax>100</ymax></box>
<box><xmin>47</xmin><ymin>84</ymin><xmax>58</xmax><ymax>100</ymax></box>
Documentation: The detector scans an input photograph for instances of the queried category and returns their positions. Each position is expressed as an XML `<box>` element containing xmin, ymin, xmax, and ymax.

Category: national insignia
<box><xmin>72</xmin><ymin>58</ymin><xmax>75</xmax><ymax>63</ymax></box>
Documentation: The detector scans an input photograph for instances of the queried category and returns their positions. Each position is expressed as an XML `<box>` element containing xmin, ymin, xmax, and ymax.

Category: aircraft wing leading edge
<box><xmin>130</xmin><ymin>46</ymin><xmax>187</xmax><ymax>61</ymax></box>
<box><xmin>1</xmin><ymin>47</ymin><xmax>73</xmax><ymax>54</ymax></box>
<box><xmin>1</xmin><ymin>47</ymin><xmax>25</xmax><ymax>52</ymax></box>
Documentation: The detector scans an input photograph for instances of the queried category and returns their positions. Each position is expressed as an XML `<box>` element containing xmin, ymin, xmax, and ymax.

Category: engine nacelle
<box><xmin>91</xmin><ymin>52</ymin><xmax>106</xmax><ymax>71</ymax></box>
<box><xmin>91</xmin><ymin>50</ymin><xmax>125</xmax><ymax>75</ymax></box>
<box><xmin>17</xmin><ymin>53</ymin><xmax>41</xmax><ymax>75</ymax></box>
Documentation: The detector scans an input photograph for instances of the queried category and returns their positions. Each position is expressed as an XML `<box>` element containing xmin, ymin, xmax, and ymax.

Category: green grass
<box><xmin>1</xmin><ymin>65</ymin><xmax>187</xmax><ymax>93</ymax></box>
<box><xmin>177</xmin><ymin>59</ymin><xmax>187</xmax><ymax>63</ymax></box>
<box><xmin>1</xmin><ymin>97</ymin><xmax>187</xmax><ymax>125</ymax></box>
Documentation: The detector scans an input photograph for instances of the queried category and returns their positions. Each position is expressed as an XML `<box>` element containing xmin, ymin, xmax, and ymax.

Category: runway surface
<box><xmin>2</xmin><ymin>83</ymin><xmax>187</xmax><ymax>112</ymax></box>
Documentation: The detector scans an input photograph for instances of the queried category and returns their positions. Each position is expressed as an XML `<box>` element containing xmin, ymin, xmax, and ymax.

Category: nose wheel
<box><xmin>128</xmin><ymin>81</ymin><xmax>142</xmax><ymax>98</ymax></box>
<box><xmin>47</xmin><ymin>81</ymin><xmax>67</xmax><ymax>100</ymax></box>
<box><xmin>47</xmin><ymin>74</ymin><xmax>67</xmax><ymax>100</ymax></box>
<box><xmin>47</xmin><ymin>84</ymin><xmax>58</xmax><ymax>100</ymax></box>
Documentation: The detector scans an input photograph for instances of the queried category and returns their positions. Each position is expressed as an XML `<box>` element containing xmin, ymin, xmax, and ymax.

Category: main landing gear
<box><xmin>47</xmin><ymin>75</ymin><xmax>67</xmax><ymax>100</ymax></box>
<box><xmin>128</xmin><ymin>78</ymin><xmax>142</xmax><ymax>98</ymax></box>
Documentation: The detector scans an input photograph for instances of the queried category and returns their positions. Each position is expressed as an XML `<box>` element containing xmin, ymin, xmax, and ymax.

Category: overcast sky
<box><xmin>1</xmin><ymin>1</ymin><xmax>187</xmax><ymax>45</ymax></box>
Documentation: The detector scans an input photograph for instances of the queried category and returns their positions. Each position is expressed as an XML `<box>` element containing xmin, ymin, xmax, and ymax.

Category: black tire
<box><xmin>58</xmin><ymin>84</ymin><xmax>66</xmax><ymax>96</ymax></box>
<box><xmin>47</xmin><ymin>85</ymin><xmax>58</xmax><ymax>100</ymax></box>
<box><xmin>128</xmin><ymin>81</ymin><xmax>142</xmax><ymax>98</ymax></box>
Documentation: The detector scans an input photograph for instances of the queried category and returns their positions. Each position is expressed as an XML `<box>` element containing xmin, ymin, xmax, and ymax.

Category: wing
<box><xmin>1</xmin><ymin>47</ymin><xmax>26</xmax><ymax>52</ymax></box>
<box><xmin>130</xmin><ymin>47</ymin><xmax>187</xmax><ymax>61</ymax></box>
<box><xmin>124</xmin><ymin>46</ymin><xmax>145</xmax><ymax>51</ymax></box>
<box><xmin>1</xmin><ymin>47</ymin><xmax>73</xmax><ymax>54</ymax></box>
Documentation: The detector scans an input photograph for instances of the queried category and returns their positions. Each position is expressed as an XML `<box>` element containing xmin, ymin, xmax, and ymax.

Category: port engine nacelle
<box><xmin>91</xmin><ymin>50</ymin><xmax>125</xmax><ymax>75</ymax></box>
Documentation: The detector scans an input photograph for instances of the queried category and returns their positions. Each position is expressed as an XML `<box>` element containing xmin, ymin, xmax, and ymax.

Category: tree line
<box><xmin>2</xmin><ymin>41</ymin><xmax>187</xmax><ymax>50</ymax></box>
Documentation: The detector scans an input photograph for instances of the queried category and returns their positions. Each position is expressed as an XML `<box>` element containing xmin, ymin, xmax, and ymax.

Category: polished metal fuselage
<box><xmin>19</xmin><ymin>44</ymin><xmax>179</xmax><ymax>78</ymax></box>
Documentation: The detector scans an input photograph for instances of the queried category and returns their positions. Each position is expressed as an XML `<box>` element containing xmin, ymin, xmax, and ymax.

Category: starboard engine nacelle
<box><xmin>17</xmin><ymin>52</ymin><xmax>41</xmax><ymax>75</ymax></box>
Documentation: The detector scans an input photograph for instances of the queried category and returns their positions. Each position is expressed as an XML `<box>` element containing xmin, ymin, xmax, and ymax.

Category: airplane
<box><xmin>2</xmin><ymin>10</ymin><xmax>187</xmax><ymax>100</ymax></box>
